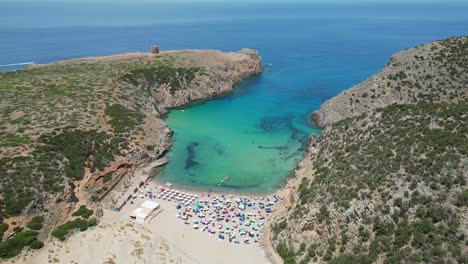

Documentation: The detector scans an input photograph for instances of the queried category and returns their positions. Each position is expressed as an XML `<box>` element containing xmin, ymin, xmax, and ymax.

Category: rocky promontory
<box><xmin>0</xmin><ymin>48</ymin><xmax>262</xmax><ymax>257</ymax></box>
<box><xmin>269</xmin><ymin>37</ymin><xmax>467</xmax><ymax>263</ymax></box>
<box><xmin>313</xmin><ymin>37</ymin><xmax>467</xmax><ymax>127</ymax></box>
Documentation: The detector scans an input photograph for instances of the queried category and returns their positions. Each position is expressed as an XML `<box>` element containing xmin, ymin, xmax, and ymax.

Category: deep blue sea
<box><xmin>1</xmin><ymin>2</ymin><xmax>467</xmax><ymax>192</ymax></box>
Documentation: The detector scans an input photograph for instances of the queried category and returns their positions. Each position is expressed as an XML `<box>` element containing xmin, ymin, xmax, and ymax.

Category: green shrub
<box><xmin>91</xmin><ymin>195</ymin><xmax>99</xmax><ymax>202</ymax></box>
<box><xmin>72</xmin><ymin>205</ymin><xmax>93</xmax><ymax>219</ymax></box>
<box><xmin>271</xmin><ymin>219</ymin><xmax>288</xmax><ymax>236</ymax></box>
<box><xmin>0</xmin><ymin>223</ymin><xmax>8</xmax><ymax>238</ymax></box>
<box><xmin>26</xmin><ymin>215</ymin><xmax>45</xmax><ymax>230</ymax></box>
<box><xmin>37</xmin><ymin>130</ymin><xmax>121</xmax><ymax>180</ymax></box>
<box><xmin>29</xmin><ymin>240</ymin><xmax>44</xmax><ymax>249</ymax></box>
<box><xmin>51</xmin><ymin>218</ymin><xmax>89</xmax><ymax>241</ymax></box>
<box><xmin>276</xmin><ymin>242</ymin><xmax>296</xmax><ymax>262</ymax></box>
<box><xmin>25</xmin><ymin>222</ymin><xmax>43</xmax><ymax>231</ymax></box>
<box><xmin>102</xmin><ymin>173</ymin><xmax>112</xmax><ymax>183</ymax></box>
<box><xmin>88</xmin><ymin>218</ymin><xmax>97</xmax><ymax>227</ymax></box>
<box><xmin>308</xmin><ymin>244</ymin><xmax>317</xmax><ymax>257</ymax></box>
<box><xmin>120</xmin><ymin>65</ymin><xmax>203</xmax><ymax>95</ymax></box>
<box><xmin>0</xmin><ymin>83</ymin><xmax>14</xmax><ymax>89</ymax></box>
<box><xmin>105</xmin><ymin>104</ymin><xmax>144</xmax><ymax>134</ymax></box>
<box><xmin>455</xmin><ymin>190</ymin><xmax>468</xmax><ymax>207</ymax></box>
<box><xmin>146</xmin><ymin>145</ymin><xmax>155</xmax><ymax>151</ymax></box>
<box><xmin>0</xmin><ymin>230</ymin><xmax>39</xmax><ymax>259</ymax></box>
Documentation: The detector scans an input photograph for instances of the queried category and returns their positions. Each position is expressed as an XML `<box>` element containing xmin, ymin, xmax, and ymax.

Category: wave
<box><xmin>0</xmin><ymin>62</ymin><xmax>35</xmax><ymax>67</ymax></box>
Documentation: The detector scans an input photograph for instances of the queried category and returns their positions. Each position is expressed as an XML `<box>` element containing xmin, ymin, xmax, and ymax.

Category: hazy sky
<box><xmin>1</xmin><ymin>0</ymin><xmax>463</xmax><ymax>3</ymax></box>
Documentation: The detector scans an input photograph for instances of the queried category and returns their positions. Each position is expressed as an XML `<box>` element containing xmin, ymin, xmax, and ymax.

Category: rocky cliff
<box><xmin>0</xmin><ymin>48</ymin><xmax>262</xmax><ymax>251</ymax></box>
<box><xmin>269</xmin><ymin>37</ymin><xmax>467</xmax><ymax>264</ymax></box>
<box><xmin>313</xmin><ymin>37</ymin><xmax>467</xmax><ymax>128</ymax></box>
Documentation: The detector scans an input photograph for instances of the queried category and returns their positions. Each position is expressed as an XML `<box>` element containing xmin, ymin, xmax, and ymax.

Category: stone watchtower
<box><xmin>151</xmin><ymin>45</ymin><xmax>160</xmax><ymax>54</ymax></box>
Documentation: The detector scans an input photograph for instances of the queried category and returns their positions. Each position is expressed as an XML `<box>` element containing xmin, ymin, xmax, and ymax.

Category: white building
<box><xmin>130</xmin><ymin>200</ymin><xmax>160</xmax><ymax>223</ymax></box>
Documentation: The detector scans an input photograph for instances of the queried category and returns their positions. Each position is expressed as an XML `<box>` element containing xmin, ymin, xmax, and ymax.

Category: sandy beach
<box><xmin>7</xmin><ymin>161</ymin><xmax>278</xmax><ymax>264</ymax></box>
<box><xmin>10</xmin><ymin>194</ymin><xmax>272</xmax><ymax>264</ymax></box>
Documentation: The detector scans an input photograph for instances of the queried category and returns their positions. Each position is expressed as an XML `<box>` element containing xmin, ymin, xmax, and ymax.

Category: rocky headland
<box><xmin>0</xmin><ymin>48</ymin><xmax>262</xmax><ymax>258</ymax></box>
<box><xmin>268</xmin><ymin>36</ymin><xmax>467</xmax><ymax>263</ymax></box>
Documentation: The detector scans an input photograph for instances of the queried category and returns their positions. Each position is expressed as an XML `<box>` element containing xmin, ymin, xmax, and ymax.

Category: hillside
<box><xmin>0</xmin><ymin>48</ymin><xmax>262</xmax><ymax>257</ymax></box>
<box><xmin>313</xmin><ymin>37</ymin><xmax>467</xmax><ymax>127</ymax></box>
<box><xmin>268</xmin><ymin>37</ymin><xmax>467</xmax><ymax>264</ymax></box>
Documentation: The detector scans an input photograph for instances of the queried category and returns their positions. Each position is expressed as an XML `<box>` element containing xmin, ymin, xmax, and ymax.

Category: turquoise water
<box><xmin>161</xmin><ymin>77</ymin><xmax>320</xmax><ymax>192</ymax></box>
<box><xmin>1</xmin><ymin>2</ymin><xmax>467</xmax><ymax>192</ymax></box>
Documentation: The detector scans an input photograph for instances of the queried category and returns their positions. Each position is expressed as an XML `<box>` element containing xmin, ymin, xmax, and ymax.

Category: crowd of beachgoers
<box><xmin>130</xmin><ymin>182</ymin><xmax>280</xmax><ymax>245</ymax></box>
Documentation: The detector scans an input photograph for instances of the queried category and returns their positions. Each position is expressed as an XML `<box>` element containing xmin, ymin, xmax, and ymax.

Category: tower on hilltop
<box><xmin>151</xmin><ymin>45</ymin><xmax>160</xmax><ymax>54</ymax></box>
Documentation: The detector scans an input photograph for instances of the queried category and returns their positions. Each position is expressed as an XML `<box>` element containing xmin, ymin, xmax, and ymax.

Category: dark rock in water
<box><xmin>258</xmin><ymin>114</ymin><xmax>309</xmax><ymax>146</ymax></box>
<box><xmin>214</xmin><ymin>144</ymin><xmax>224</xmax><ymax>156</ymax></box>
<box><xmin>185</xmin><ymin>142</ymin><xmax>200</xmax><ymax>170</ymax></box>
<box><xmin>258</xmin><ymin>114</ymin><xmax>294</xmax><ymax>132</ymax></box>
<box><xmin>257</xmin><ymin>145</ymin><xmax>289</xmax><ymax>151</ymax></box>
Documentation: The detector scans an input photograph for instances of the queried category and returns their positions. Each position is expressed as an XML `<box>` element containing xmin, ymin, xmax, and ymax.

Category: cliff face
<box><xmin>0</xmin><ymin>49</ymin><xmax>262</xmax><ymax>237</ymax></box>
<box><xmin>269</xmin><ymin>37</ymin><xmax>467</xmax><ymax>264</ymax></box>
<box><xmin>152</xmin><ymin>48</ymin><xmax>263</xmax><ymax>112</ymax></box>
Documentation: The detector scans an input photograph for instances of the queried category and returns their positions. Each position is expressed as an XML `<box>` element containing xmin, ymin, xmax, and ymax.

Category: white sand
<box><xmin>11</xmin><ymin>197</ymin><xmax>270</xmax><ymax>264</ymax></box>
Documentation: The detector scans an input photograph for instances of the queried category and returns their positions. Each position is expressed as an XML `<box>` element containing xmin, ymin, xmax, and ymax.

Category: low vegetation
<box><xmin>51</xmin><ymin>217</ymin><xmax>97</xmax><ymax>241</ymax></box>
<box><xmin>105</xmin><ymin>104</ymin><xmax>145</xmax><ymax>134</ymax></box>
<box><xmin>272</xmin><ymin>37</ymin><xmax>467</xmax><ymax>263</ymax></box>
<box><xmin>0</xmin><ymin>223</ymin><xmax>8</xmax><ymax>238</ymax></box>
<box><xmin>0</xmin><ymin>51</ymin><xmax>216</xmax><ymax>223</ymax></box>
<box><xmin>26</xmin><ymin>215</ymin><xmax>45</xmax><ymax>231</ymax></box>
<box><xmin>0</xmin><ymin>230</ymin><xmax>40</xmax><ymax>259</ymax></box>
<box><xmin>0</xmin><ymin>129</ymin><xmax>124</xmax><ymax>217</ymax></box>
<box><xmin>0</xmin><ymin>215</ymin><xmax>47</xmax><ymax>259</ymax></box>
<box><xmin>120</xmin><ymin>63</ymin><xmax>204</xmax><ymax>95</ymax></box>
<box><xmin>71</xmin><ymin>205</ymin><xmax>94</xmax><ymax>219</ymax></box>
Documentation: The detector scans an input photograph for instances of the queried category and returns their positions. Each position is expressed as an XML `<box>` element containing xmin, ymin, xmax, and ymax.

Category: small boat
<box><xmin>218</xmin><ymin>176</ymin><xmax>230</xmax><ymax>186</ymax></box>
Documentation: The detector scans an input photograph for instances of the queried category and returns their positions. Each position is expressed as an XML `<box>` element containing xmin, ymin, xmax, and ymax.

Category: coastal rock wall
<box><xmin>148</xmin><ymin>49</ymin><xmax>263</xmax><ymax>114</ymax></box>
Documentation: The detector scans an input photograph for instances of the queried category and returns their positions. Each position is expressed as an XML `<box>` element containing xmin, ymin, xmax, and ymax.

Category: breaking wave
<box><xmin>0</xmin><ymin>62</ymin><xmax>35</xmax><ymax>67</ymax></box>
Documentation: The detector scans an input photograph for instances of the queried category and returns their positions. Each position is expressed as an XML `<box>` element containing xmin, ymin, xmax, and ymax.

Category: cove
<box><xmin>1</xmin><ymin>2</ymin><xmax>466</xmax><ymax>192</ymax></box>
<box><xmin>151</xmin><ymin>4</ymin><xmax>468</xmax><ymax>193</ymax></box>
<box><xmin>159</xmin><ymin>75</ymin><xmax>321</xmax><ymax>192</ymax></box>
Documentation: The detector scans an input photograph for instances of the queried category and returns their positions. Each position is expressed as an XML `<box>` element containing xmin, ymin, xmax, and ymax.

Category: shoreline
<box><xmin>151</xmin><ymin>173</ymin><xmax>281</xmax><ymax>198</ymax></box>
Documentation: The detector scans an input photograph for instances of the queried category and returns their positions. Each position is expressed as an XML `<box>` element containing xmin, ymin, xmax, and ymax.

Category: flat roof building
<box><xmin>130</xmin><ymin>200</ymin><xmax>160</xmax><ymax>223</ymax></box>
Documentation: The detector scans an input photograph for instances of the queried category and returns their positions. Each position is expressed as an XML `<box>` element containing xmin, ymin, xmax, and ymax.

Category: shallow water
<box><xmin>161</xmin><ymin>76</ymin><xmax>320</xmax><ymax>192</ymax></box>
<box><xmin>1</xmin><ymin>2</ymin><xmax>467</xmax><ymax>192</ymax></box>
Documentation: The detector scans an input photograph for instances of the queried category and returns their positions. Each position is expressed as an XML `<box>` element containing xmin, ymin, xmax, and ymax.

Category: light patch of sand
<box><xmin>10</xmin><ymin>196</ymin><xmax>270</xmax><ymax>264</ymax></box>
